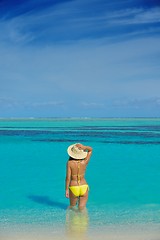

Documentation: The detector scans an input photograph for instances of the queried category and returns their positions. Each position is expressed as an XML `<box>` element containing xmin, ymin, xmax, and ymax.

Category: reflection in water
<box><xmin>65</xmin><ymin>207</ymin><xmax>89</xmax><ymax>240</ymax></box>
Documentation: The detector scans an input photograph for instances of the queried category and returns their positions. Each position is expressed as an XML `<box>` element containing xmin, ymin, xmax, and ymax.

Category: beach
<box><xmin>1</xmin><ymin>223</ymin><xmax>160</xmax><ymax>240</ymax></box>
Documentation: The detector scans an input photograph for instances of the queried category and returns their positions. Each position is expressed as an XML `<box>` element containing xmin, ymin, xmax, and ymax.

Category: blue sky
<box><xmin>0</xmin><ymin>0</ymin><xmax>160</xmax><ymax>118</ymax></box>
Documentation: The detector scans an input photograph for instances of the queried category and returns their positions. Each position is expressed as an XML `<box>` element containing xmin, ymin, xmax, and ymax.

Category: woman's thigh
<box><xmin>79</xmin><ymin>190</ymin><xmax>88</xmax><ymax>210</ymax></box>
<box><xmin>69</xmin><ymin>189</ymin><xmax>78</xmax><ymax>207</ymax></box>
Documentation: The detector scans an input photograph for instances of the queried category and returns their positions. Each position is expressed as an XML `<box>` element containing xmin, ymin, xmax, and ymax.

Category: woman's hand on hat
<box><xmin>76</xmin><ymin>143</ymin><xmax>83</xmax><ymax>150</ymax></box>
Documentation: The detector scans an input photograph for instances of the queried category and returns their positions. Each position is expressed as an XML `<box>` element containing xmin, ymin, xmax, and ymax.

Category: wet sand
<box><xmin>0</xmin><ymin>223</ymin><xmax>159</xmax><ymax>240</ymax></box>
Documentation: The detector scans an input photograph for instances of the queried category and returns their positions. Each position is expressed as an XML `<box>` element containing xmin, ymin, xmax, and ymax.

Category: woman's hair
<box><xmin>68</xmin><ymin>156</ymin><xmax>85</xmax><ymax>161</ymax></box>
<box><xmin>69</xmin><ymin>156</ymin><xmax>75</xmax><ymax>160</ymax></box>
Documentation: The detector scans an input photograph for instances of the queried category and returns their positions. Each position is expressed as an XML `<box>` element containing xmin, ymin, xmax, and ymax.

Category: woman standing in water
<box><xmin>65</xmin><ymin>143</ymin><xmax>92</xmax><ymax>210</ymax></box>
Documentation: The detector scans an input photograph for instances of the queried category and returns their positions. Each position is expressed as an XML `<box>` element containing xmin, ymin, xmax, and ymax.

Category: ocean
<box><xmin>0</xmin><ymin>118</ymin><xmax>160</xmax><ymax>239</ymax></box>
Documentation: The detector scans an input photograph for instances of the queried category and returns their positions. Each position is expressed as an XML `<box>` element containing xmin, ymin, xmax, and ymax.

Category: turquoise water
<box><xmin>0</xmin><ymin>118</ymin><xmax>160</xmax><ymax>231</ymax></box>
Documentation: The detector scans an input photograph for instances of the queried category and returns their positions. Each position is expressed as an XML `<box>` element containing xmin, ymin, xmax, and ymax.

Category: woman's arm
<box><xmin>76</xmin><ymin>143</ymin><xmax>93</xmax><ymax>164</ymax></box>
<box><xmin>65</xmin><ymin>161</ymin><xmax>71</xmax><ymax>198</ymax></box>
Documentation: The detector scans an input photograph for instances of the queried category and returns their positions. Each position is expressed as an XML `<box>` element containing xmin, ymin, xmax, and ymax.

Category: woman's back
<box><xmin>69</xmin><ymin>159</ymin><xmax>87</xmax><ymax>186</ymax></box>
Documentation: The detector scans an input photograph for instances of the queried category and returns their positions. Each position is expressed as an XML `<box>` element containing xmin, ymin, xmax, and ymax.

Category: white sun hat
<box><xmin>67</xmin><ymin>143</ymin><xmax>87</xmax><ymax>159</ymax></box>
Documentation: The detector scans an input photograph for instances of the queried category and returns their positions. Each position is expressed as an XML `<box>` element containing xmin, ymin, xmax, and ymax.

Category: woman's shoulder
<box><xmin>80</xmin><ymin>159</ymin><xmax>87</xmax><ymax>166</ymax></box>
<box><xmin>67</xmin><ymin>159</ymin><xmax>75</xmax><ymax>166</ymax></box>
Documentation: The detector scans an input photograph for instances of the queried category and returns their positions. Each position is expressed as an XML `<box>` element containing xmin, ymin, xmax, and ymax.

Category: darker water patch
<box><xmin>0</xmin><ymin>129</ymin><xmax>53</xmax><ymax>136</ymax></box>
<box><xmin>28</xmin><ymin>195</ymin><xmax>68</xmax><ymax>210</ymax></box>
<box><xmin>101</xmin><ymin>140</ymin><xmax>160</xmax><ymax>145</ymax></box>
<box><xmin>32</xmin><ymin>139</ymin><xmax>88</xmax><ymax>143</ymax></box>
<box><xmin>1</xmin><ymin>125</ymin><xmax>160</xmax><ymax>142</ymax></box>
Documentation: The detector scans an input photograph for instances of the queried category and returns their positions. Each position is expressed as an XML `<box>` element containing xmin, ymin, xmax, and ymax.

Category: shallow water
<box><xmin>0</xmin><ymin>118</ymin><xmax>160</xmax><ymax>238</ymax></box>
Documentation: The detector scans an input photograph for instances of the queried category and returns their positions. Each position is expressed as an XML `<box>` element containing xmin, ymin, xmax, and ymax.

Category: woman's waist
<box><xmin>70</xmin><ymin>179</ymin><xmax>87</xmax><ymax>186</ymax></box>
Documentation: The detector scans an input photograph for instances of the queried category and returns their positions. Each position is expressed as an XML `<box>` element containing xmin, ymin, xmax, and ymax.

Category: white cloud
<box><xmin>81</xmin><ymin>102</ymin><xmax>105</xmax><ymax>108</ymax></box>
<box><xmin>108</xmin><ymin>7</ymin><xmax>160</xmax><ymax>25</ymax></box>
<box><xmin>31</xmin><ymin>101</ymin><xmax>64</xmax><ymax>107</ymax></box>
<box><xmin>0</xmin><ymin>97</ymin><xmax>19</xmax><ymax>108</ymax></box>
<box><xmin>133</xmin><ymin>7</ymin><xmax>160</xmax><ymax>24</ymax></box>
<box><xmin>112</xmin><ymin>97</ymin><xmax>160</xmax><ymax>109</ymax></box>
<box><xmin>0</xmin><ymin>18</ymin><xmax>35</xmax><ymax>44</ymax></box>
<box><xmin>156</xmin><ymin>98</ymin><xmax>160</xmax><ymax>105</ymax></box>
<box><xmin>0</xmin><ymin>36</ymin><xmax>160</xmax><ymax>103</ymax></box>
<box><xmin>1</xmin><ymin>2</ymin><xmax>160</xmax><ymax>46</ymax></box>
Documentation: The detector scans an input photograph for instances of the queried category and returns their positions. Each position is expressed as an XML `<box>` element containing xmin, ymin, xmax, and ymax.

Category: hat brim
<box><xmin>67</xmin><ymin>144</ymin><xmax>87</xmax><ymax>159</ymax></box>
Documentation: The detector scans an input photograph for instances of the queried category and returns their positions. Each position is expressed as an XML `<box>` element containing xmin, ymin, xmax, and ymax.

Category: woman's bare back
<box><xmin>69</xmin><ymin>160</ymin><xmax>87</xmax><ymax>186</ymax></box>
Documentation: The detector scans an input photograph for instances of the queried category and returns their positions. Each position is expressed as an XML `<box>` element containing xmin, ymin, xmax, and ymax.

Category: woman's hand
<box><xmin>65</xmin><ymin>189</ymin><xmax>69</xmax><ymax>198</ymax></box>
<box><xmin>76</xmin><ymin>143</ymin><xmax>92</xmax><ymax>153</ymax></box>
<box><xmin>76</xmin><ymin>143</ymin><xmax>84</xmax><ymax>150</ymax></box>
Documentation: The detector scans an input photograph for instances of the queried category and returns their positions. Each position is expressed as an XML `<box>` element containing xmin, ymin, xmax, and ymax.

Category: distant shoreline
<box><xmin>0</xmin><ymin>117</ymin><xmax>160</xmax><ymax>121</ymax></box>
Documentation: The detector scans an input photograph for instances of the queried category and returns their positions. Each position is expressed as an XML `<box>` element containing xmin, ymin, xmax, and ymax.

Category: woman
<box><xmin>65</xmin><ymin>143</ymin><xmax>92</xmax><ymax>210</ymax></box>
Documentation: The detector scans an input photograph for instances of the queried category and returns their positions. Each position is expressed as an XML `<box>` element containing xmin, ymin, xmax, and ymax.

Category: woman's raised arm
<box><xmin>76</xmin><ymin>143</ymin><xmax>93</xmax><ymax>164</ymax></box>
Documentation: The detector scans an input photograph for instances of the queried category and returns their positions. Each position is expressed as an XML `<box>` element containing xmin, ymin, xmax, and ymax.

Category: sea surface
<box><xmin>0</xmin><ymin>118</ymin><xmax>160</xmax><ymax>237</ymax></box>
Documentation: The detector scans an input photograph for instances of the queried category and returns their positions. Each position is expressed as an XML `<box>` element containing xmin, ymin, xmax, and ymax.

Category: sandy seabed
<box><xmin>0</xmin><ymin>223</ymin><xmax>160</xmax><ymax>240</ymax></box>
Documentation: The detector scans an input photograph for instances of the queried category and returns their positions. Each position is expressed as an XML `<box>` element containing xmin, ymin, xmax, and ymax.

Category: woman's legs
<box><xmin>69</xmin><ymin>187</ymin><xmax>89</xmax><ymax>210</ymax></box>
<box><xmin>79</xmin><ymin>189</ymin><xmax>88</xmax><ymax>211</ymax></box>
<box><xmin>69</xmin><ymin>189</ymin><xmax>78</xmax><ymax>208</ymax></box>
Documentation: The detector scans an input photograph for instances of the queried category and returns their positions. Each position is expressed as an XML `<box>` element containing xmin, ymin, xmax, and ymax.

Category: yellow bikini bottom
<box><xmin>69</xmin><ymin>185</ymin><xmax>89</xmax><ymax>197</ymax></box>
